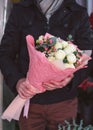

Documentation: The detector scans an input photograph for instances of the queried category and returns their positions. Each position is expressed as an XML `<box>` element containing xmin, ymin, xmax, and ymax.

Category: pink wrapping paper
<box><xmin>25</xmin><ymin>35</ymin><xmax>91</xmax><ymax>88</ymax></box>
<box><xmin>1</xmin><ymin>34</ymin><xmax>91</xmax><ymax>121</ymax></box>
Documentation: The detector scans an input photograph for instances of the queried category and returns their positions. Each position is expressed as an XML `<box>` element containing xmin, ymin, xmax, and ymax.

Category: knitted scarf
<box><xmin>38</xmin><ymin>0</ymin><xmax>64</xmax><ymax>20</ymax></box>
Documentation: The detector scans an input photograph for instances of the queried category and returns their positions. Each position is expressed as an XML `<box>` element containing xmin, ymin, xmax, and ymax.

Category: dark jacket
<box><xmin>0</xmin><ymin>0</ymin><xmax>92</xmax><ymax>104</ymax></box>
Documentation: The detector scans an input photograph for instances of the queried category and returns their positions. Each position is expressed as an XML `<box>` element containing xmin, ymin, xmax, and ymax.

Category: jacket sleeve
<box><xmin>75</xmin><ymin>9</ymin><xmax>92</xmax><ymax>50</ymax></box>
<box><xmin>73</xmin><ymin>9</ymin><xmax>92</xmax><ymax>88</ymax></box>
<box><xmin>0</xmin><ymin>4</ymin><xmax>24</xmax><ymax>94</ymax></box>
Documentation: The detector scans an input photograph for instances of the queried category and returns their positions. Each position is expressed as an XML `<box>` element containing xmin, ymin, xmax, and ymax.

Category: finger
<box><xmin>43</xmin><ymin>82</ymin><xmax>64</xmax><ymax>88</ymax></box>
<box><xmin>49</xmin><ymin>79</ymin><xmax>71</xmax><ymax>86</ymax></box>
<box><xmin>62</xmin><ymin>77</ymin><xmax>72</xmax><ymax>86</ymax></box>
<box><xmin>43</xmin><ymin>82</ymin><xmax>55</xmax><ymax>87</ymax></box>
<box><xmin>20</xmin><ymin>82</ymin><xmax>34</xmax><ymax>94</ymax></box>
<box><xmin>43</xmin><ymin>85</ymin><xmax>56</xmax><ymax>90</ymax></box>
<box><xmin>44</xmin><ymin>81</ymin><xmax>62</xmax><ymax>87</ymax></box>
<box><xmin>67</xmin><ymin>76</ymin><xmax>73</xmax><ymax>81</ymax></box>
<box><xmin>55</xmin><ymin>77</ymin><xmax>73</xmax><ymax>87</ymax></box>
<box><xmin>19</xmin><ymin>88</ymin><xmax>33</xmax><ymax>98</ymax></box>
<box><xmin>19</xmin><ymin>92</ymin><xmax>28</xmax><ymax>99</ymax></box>
<box><xmin>43</xmin><ymin>84</ymin><xmax>53</xmax><ymax>89</ymax></box>
<box><xmin>23</xmin><ymin>87</ymin><xmax>33</xmax><ymax>95</ymax></box>
<box><xmin>22</xmin><ymin>82</ymin><xmax>30</xmax><ymax>89</ymax></box>
<box><xmin>22</xmin><ymin>82</ymin><xmax>35</xmax><ymax>93</ymax></box>
<box><xmin>44</xmin><ymin>84</ymin><xmax>63</xmax><ymax>90</ymax></box>
<box><xmin>18</xmin><ymin>85</ymin><xmax>31</xmax><ymax>95</ymax></box>
<box><xmin>17</xmin><ymin>83</ymin><xmax>32</xmax><ymax>97</ymax></box>
<box><xmin>49</xmin><ymin>80</ymin><xmax>64</xmax><ymax>86</ymax></box>
<box><xmin>48</xmin><ymin>80</ymin><xmax>62</xmax><ymax>85</ymax></box>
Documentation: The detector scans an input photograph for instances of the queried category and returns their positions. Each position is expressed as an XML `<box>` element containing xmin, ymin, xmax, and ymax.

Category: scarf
<box><xmin>38</xmin><ymin>0</ymin><xmax>64</xmax><ymax>20</ymax></box>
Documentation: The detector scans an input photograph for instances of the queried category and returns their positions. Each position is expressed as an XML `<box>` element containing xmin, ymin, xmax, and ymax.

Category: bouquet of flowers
<box><xmin>36</xmin><ymin>33</ymin><xmax>84</xmax><ymax>69</ymax></box>
<box><xmin>1</xmin><ymin>33</ymin><xmax>91</xmax><ymax>122</ymax></box>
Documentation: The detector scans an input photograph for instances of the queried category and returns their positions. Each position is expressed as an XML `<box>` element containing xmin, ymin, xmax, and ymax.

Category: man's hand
<box><xmin>42</xmin><ymin>74</ymin><xmax>74</xmax><ymax>91</ymax></box>
<box><xmin>16</xmin><ymin>78</ymin><xmax>34</xmax><ymax>99</ymax></box>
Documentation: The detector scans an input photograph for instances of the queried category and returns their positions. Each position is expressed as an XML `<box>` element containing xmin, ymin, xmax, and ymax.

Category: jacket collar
<box><xmin>19</xmin><ymin>0</ymin><xmax>81</xmax><ymax>11</ymax></box>
<box><xmin>20</xmin><ymin>0</ymin><xmax>75</xmax><ymax>6</ymax></box>
<box><xmin>62</xmin><ymin>0</ymin><xmax>79</xmax><ymax>11</ymax></box>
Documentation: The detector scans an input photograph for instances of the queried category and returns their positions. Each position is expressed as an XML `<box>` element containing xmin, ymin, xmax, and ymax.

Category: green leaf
<box><xmin>63</xmin><ymin>57</ymin><xmax>68</xmax><ymax>63</ymax></box>
<box><xmin>67</xmin><ymin>34</ymin><xmax>73</xmax><ymax>41</ymax></box>
<box><xmin>48</xmin><ymin>37</ymin><xmax>57</xmax><ymax>47</ymax></box>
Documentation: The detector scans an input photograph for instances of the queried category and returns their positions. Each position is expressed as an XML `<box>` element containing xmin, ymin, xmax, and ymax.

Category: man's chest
<box><xmin>20</xmin><ymin>9</ymin><xmax>80</xmax><ymax>43</ymax></box>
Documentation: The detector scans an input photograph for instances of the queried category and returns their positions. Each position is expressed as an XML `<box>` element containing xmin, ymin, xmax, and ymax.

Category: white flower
<box><xmin>55</xmin><ymin>42</ymin><xmax>63</xmax><ymax>50</ymax></box>
<box><xmin>67</xmin><ymin>53</ymin><xmax>77</xmax><ymax>63</ymax></box>
<box><xmin>67</xmin><ymin>44</ymin><xmax>76</xmax><ymax>52</ymax></box>
<box><xmin>38</xmin><ymin>35</ymin><xmax>44</xmax><ymax>40</ymax></box>
<box><xmin>48</xmin><ymin>56</ymin><xmax>55</xmax><ymax>61</ymax></box>
<box><xmin>64</xmin><ymin>63</ymin><xmax>75</xmax><ymax>69</ymax></box>
<box><xmin>56</xmin><ymin>37</ymin><xmax>62</xmax><ymax>43</ymax></box>
<box><xmin>64</xmin><ymin>47</ymin><xmax>72</xmax><ymax>55</ymax></box>
<box><xmin>55</xmin><ymin>50</ymin><xmax>66</xmax><ymax>60</ymax></box>
<box><xmin>62</xmin><ymin>41</ymin><xmax>68</xmax><ymax>48</ymax></box>
<box><xmin>64</xmin><ymin>44</ymin><xmax>76</xmax><ymax>55</ymax></box>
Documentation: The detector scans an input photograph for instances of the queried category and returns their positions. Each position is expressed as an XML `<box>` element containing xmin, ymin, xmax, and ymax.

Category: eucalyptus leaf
<box><xmin>48</xmin><ymin>37</ymin><xmax>57</xmax><ymax>47</ymax></box>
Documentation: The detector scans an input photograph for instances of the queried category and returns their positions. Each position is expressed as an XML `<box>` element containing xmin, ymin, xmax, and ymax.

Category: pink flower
<box><xmin>45</xmin><ymin>47</ymin><xmax>48</xmax><ymax>51</ymax></box>
<box><xmin>39</xmin><ymin>40</ymin><xmax>43</xmax><ymax>44</ymax></box>
<box><xmin>49</xmin><ymin>39</ymin><xmax>53</xmax><ymax>44</ymax></box>
<box><xmin>52</xmin><ymin>46</ymin><xmax>56</xmax><ymax>51</ymax></box>
<box><xmin>48</xmin><ymin>50</ymin><xmax>51</xmax><ymax>53</ymax></box>
<box><xmin>44</xmin><ymin>33</ymin><xmax>50</xmax><ymax>39</ymax></box>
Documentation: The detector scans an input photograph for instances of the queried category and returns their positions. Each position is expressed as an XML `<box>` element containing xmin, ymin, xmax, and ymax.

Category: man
<box><xmin>0</xmin><ymin>0</ymin><xmax>92</xmax><ymax>130</ymax></box>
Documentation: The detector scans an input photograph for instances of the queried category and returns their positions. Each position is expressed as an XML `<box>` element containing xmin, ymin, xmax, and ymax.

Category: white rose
<box><xmin>64</xmin><ymin>44</ymin><xmax>77</xmax><ymax>55</ymax></box>
<box><xmin>64</xmin><ymin>47</ymin><xmax>72</xmax><ymax>55</ymax></box>
<box><xmin>39</xmin><ymin>35</ymin><xmax>44</xmax><ymax>40</ymax></box>
<box><xmin>67</xmin><ymin>44</ymin><xmax>76</xmax><ymax>52</ymax></box>
<box><xmin>62</xmin><ymin>41</ymin><xmax>68</xmax><ymax>48</ymax></box>
<box><xmin>48</xmin><ymin>56</ymin><xmax>55</xmax><ymax>62</ymax></box>
<box><xmin>55</xmin><ymin>50</ymin><xmax>66</xmax><ymax>60</ymax></box>
<box><xmin>67</xmin><ymin>53</ymin><xmax>77</xmax><ymax>63</ymax></box>
<box><xmin>56</xmin><ymin>38</ymin><xmax>62</xmax><ymax>42</ymax></box>
<box><xmin>64</xmin><ymin>63</ymin><xmax>75</xmax><ymax>69</ymax></box>
<box><xmin>55</xmin><ymin>42</ymin><xmax>63</xmax><ymax>50</ymax></box>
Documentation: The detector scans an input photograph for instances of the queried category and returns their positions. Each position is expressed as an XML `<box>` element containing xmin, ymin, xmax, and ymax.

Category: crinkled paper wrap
<box><xmin>2</xmin><ymin>95</ymin><xmax>27</xmax><ymax>121</ymax></box>
<box><xmin>1</xmin><ymin>34</ymin><xmax>91</xmax><ymax>121</ymax></box>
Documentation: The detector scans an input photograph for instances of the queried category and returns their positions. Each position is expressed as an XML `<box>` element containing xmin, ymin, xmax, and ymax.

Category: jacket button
<box><xmin>63</xmin><ymin>10</ymin><xmax>66</xmax><ymax>13</ymax></box>
<box><xmin>28</xmin><ymin>21</ymin><xmax>32</xmax><ymax>26</ymax></box>
<box><xmin>64</xmin><ymin>24</ymin><xmax>68</xmax><ymax>27</ymax></box>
